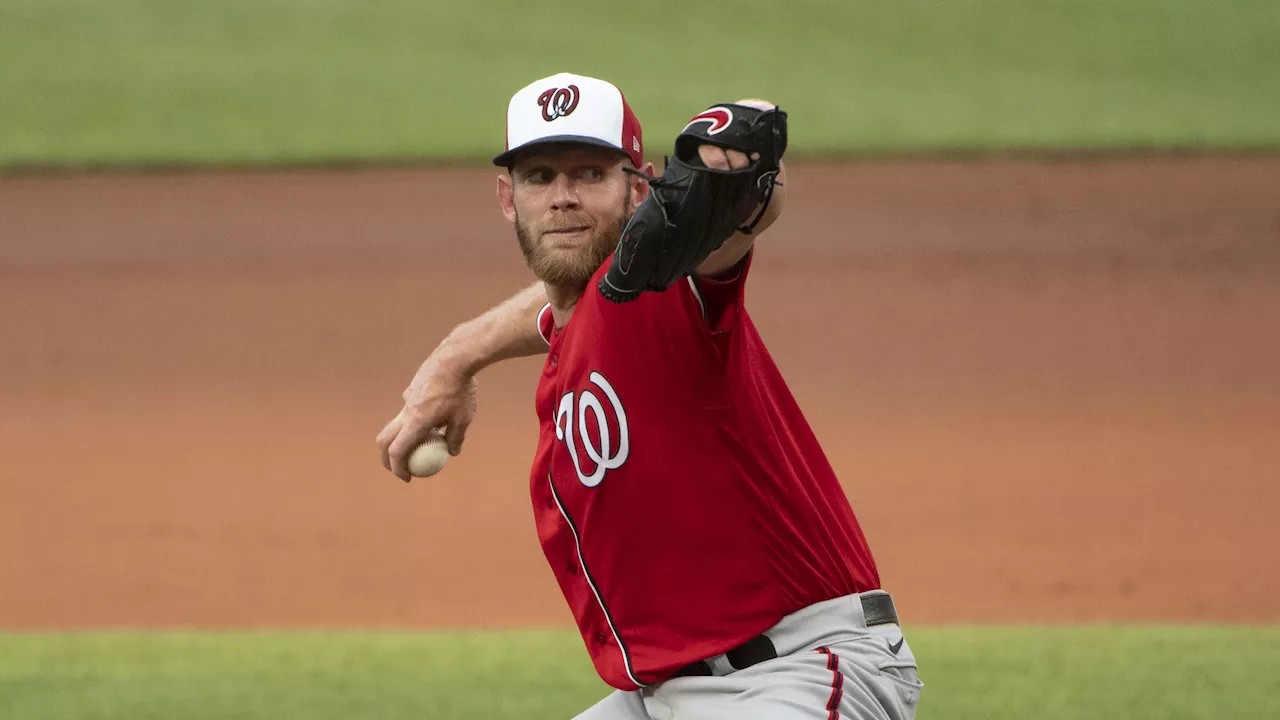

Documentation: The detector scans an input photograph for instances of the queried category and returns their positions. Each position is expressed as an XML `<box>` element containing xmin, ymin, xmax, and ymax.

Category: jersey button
<box><xmin>566</xmin><ymin>564</ymin><xmax>579</xmax><ymax>577</ymax></box>
<box><xmin>550</xmin><ymin>354</ymin><xmax>559</xmax><ymax>368</ymax></box>
<box><xmin>594</xmin><ymin>632</ymin><xmax>609</xmax><ymax>645</ymax></box>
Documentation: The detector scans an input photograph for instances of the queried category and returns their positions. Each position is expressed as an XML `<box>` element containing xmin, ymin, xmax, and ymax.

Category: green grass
<box><xmin>1</xmin><ymin>627</ymin><xmax>1278</xmax><ymax>719</ymax></box>
<box><xmin>1</xmin><ymin>0</ymin><xmax>1278</xmax><ymax>168</ymax></box>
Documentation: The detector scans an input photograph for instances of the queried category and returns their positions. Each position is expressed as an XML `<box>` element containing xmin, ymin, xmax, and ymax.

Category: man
<box><xmin>376</xmin><ymin>72</ymin><xmax>923</xmax><ymax>719</ymax></box>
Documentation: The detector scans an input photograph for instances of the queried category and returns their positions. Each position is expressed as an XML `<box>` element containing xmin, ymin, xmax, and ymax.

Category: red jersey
<box><xmin>530</xmin><ymin>254</ymin><xmax>879</xmax><ymax>691</ymax></box>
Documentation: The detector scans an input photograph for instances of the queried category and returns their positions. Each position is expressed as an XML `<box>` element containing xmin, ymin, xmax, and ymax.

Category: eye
<box><xmin>577</xmin><ymin>166</ymin><xmax>605</xmax><ymax>182</ymax></box>
<box><xmin>524</xmin><ymin>168</ymin><xmax>554</xmax><ymax>185</ymax></box>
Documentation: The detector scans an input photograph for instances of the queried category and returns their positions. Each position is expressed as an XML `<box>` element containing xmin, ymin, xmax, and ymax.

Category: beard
<box><xmin>516</xmin><ymin>191</ymin><xmax>631</xmax><ymax>290</ymax></box>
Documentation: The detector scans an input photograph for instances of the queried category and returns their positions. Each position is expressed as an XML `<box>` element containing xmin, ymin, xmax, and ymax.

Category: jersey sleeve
<box><xmin>688</xmin><ymin>250</ymin><xmax>754</xmax><ymax>333</ymax></box>
<box><xmin>536</xmin><ymin>302</ymin><xmax>554</xmax><ymax>345</ymax></box>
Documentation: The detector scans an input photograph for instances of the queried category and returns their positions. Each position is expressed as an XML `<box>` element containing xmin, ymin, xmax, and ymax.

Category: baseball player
<box><xmin>376</xmin><ymin>72</ymin><xmax>923</xmax><ymax>719</ymax></box>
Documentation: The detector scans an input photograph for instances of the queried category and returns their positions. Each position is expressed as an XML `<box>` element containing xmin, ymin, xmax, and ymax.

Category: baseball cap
<box><xmin>493</xmin><ymin>72</ymin><xmax>643</xmax><ymax>168</ymax></box>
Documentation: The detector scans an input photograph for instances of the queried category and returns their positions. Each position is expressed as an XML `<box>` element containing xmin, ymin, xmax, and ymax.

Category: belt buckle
<box><xmin>671</xmin><ymin>660</ymin><xmax>713</xmax><ymax>678</ymax></box>
<box><xmin>671</xmin><ymin>633</ymin><xmax>778</xmax><ymax>679</ymax></box>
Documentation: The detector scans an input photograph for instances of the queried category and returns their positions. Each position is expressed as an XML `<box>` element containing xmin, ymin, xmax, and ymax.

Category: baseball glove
<box><xmin>597</xmin><ymin>102</ymin><xmax>787</xmax><ymax>303</ymax></box>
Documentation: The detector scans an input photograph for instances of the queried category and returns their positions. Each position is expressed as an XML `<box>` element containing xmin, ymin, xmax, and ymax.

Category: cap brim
<box><xmin>493</xmin><ymin>135</ymin><xmax>630</xmax><ymax>167</ymax></box>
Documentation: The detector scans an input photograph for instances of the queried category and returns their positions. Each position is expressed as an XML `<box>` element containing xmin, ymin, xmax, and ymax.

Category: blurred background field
<box><xmin>2</xmin><ymin>0</ymin><xmax>1279</xmax><ymax>168</ymax></box>
<box><xmin>3</xmin><ymin>1</ymin><xmax>1279</xmax><ymax>719</ymax></box>
<box><xmin>4</xmin><ymin>628</ymin><xmax>1279</xmax><ymax>720</ymax></box>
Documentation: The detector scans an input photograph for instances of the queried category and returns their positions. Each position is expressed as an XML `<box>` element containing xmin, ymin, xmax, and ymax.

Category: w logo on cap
<box><xmin>537</xmin><ymin>85</ymin><xmax>580</xmax><ymax>122</ymax></box>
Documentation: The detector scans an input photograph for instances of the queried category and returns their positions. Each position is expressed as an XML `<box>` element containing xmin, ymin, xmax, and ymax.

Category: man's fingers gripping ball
<box><xmin>376</xmin><ymin>414</ymin><xmax>404</xmax><ymax>473</ymax></box>
<box><xmin>385</xmin><ymin>414</ymin><xmax>439</xmax><ymax>482</ymax></box>
<box><xmin>406</xmin><ymin>429</ymin><xmax>450</xmax><ymax>480</ymax></box>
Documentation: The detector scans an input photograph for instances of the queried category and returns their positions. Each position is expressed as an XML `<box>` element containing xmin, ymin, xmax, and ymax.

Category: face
<box><xmin>498</xmin><ymin>145</ymin><xmax>651</xmax><ymax>290</ymax></box>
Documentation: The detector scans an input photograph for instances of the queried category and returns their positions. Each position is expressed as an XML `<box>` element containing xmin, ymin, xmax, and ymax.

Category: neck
<box><xmin>545</xmin><ymin>282</ymin><xmax>585</xmax><ymax>328</ymax></box>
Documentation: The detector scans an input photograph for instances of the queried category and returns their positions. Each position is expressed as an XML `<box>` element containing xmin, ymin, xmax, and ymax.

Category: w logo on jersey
<box><xmin>555</xmin><ymin>371</ymin><xmax>629</xmax><ymax>487</ymax></box>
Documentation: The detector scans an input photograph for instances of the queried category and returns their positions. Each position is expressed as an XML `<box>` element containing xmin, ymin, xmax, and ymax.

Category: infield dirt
<box><xmin>2</xmin><ymin>158</ymin><xmax>1278</xmax><ymax>629</ymax></box>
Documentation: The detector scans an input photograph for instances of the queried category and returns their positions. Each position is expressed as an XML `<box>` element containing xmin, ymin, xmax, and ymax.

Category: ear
<box><xmin>496</xmin><ymin>173</ymin><xmax>517</xmax><ymax>223</ymax></box>
<box><xmin>628</xmin><ymin>161</ymin><xmax>655</xmax><ymax>214</ymax></box>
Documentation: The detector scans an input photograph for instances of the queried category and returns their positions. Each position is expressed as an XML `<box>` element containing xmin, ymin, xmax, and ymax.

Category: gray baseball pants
<box><xmin>573</xmin><ymin>590</ymin><xmax>923</xmax><ymax>720</ymax></box>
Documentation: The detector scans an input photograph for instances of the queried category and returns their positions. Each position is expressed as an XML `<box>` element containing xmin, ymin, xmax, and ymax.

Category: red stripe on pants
<box><xmin>816</xmin><ymin>647</ymin><xmax>843</xmax><ymax>720</ymax></box>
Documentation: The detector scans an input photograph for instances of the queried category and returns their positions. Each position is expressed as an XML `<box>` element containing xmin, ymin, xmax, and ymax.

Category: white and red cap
<box><xmin>493</xmin><ymin>72</ymin><xmax>643</xmax><ymax>168</ymax></box>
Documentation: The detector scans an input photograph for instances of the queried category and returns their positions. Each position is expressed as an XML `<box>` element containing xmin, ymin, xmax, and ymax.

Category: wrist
<box><xmin>436</xmin><ymin>322</ymin><xmax>487</xmax><ymax>378</ymax></box>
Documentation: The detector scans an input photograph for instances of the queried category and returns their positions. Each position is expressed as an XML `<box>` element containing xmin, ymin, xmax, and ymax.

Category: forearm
<box><xmin>696</xmin><ymin>154</ymin><xmax>786</xmax><ymax>278</ymax></box>
<box><xmin>434</xmin><ymin>282</ymin><xmax>549</xmax><ymax>376</ymax></box>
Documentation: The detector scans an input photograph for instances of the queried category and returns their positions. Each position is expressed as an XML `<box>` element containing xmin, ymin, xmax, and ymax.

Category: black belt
<box><xmin>671</xmin><ymin>592</ymin><xmax>899</xmax><ymax>679</ymax></box>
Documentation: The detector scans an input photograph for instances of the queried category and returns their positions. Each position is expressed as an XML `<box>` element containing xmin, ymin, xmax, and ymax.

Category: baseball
<box><xmin>407</xmin><ymin>430</ymin><xmax>450</xmax><ymax>478</ymax></box>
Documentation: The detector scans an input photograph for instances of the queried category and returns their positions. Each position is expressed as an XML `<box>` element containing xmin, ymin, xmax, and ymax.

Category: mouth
<box><xmin>544</xmin><ymin>226</ymin><xmax>590</xmax><ymax>236</ymax></box>
<box><xmin>541</xmin><ymin>226</ymin><xmax>592</xmax><ymax>246</ymax></box>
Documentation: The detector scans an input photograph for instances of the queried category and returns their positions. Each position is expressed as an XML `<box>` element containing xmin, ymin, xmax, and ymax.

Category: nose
<box><xmin>548</xmin><ymin>173</ymin><xmax>580</xmax><ymax>211</ymax></box>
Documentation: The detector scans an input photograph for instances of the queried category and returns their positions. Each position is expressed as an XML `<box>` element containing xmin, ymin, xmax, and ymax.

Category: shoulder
<box><xmin>578</xmin><ymin>259</ymin><xmax>709</xmax><ymax>334</ymax></box>
<box><xmin>689</xmin><ymin>250</ymin><xmax>754</xmax><ymax>333</ymax></box>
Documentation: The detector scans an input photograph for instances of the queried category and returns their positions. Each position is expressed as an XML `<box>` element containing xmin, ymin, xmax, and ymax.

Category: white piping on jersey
<box><xmin>685</xmin><ymin>276</ymin><xmax>707</xmax><ymax>323</ymax></box>
<box><xmin>547</xmin><ymin>473</ymin><xmax>646</xmax><ymax>688</ymax></box>
<box><xmin>536</xmin><ymin>302</ymin><xmax>553</xmax><ymax>346</ymax></box>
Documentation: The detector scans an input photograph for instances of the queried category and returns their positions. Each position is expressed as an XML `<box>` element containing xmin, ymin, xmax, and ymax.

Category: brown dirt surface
<box><xmin>2</xmin><ymin>158</ymin><xmax>1278</xmax><ymax>629</ymax></box>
